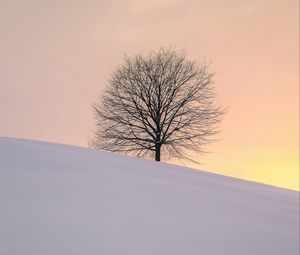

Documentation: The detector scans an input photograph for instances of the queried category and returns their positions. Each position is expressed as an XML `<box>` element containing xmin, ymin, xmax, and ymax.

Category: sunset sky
<box><xmin>0</xmin><ymin>0</ymin><xmax>299</xmax><ymax>190</ymax></box>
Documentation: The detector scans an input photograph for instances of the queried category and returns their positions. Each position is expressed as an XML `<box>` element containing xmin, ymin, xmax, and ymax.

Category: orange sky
<box><xmin>0</xmin><ymin>0</ymin><xmax>299</xmax><ymax>190</ymax></box>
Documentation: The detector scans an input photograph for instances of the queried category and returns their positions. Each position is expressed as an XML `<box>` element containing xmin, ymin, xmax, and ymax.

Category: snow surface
<box><xmin>0</xmin><ymin>137</ymin><xmax>299</xmax><ymax>255</ymax></box>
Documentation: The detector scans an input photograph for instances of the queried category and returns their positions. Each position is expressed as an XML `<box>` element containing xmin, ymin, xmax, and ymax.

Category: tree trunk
<box><xmin>155</xmin><ymin>144</ymin><xmax>161</xmax><ymax>162</ymax></box>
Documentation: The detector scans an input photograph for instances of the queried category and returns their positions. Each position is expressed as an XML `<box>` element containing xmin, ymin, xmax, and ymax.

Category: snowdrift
<box><xmin>0</xmin><ymin>137</ymin><xmax>298</xmax><ymax>255</ymax></box>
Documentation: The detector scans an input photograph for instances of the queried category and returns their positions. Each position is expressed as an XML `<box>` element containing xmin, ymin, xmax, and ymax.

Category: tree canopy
<box><xmin>91</xmin><ymin>48</ymin><xmax>224</xmax><ymax>162</ymax></box>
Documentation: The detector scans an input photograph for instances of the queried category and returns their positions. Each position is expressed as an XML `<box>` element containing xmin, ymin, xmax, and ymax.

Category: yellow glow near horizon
<box><xmin>189</xmin><ymin>148</ymin><xmax>299</xmax><ymax>191</ymax></box>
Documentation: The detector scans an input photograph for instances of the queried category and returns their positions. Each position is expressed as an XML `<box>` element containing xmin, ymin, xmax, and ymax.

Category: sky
<box><xmin>0</xmin><ymin>0</ymin><xmax>299</xmax><ymax>190</ymax></box>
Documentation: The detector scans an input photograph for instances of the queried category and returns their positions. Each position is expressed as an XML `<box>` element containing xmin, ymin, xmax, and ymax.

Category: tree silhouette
<box><xmin>91</xmin><ymin>48</ymin><xmax>224</xmax><ymax>162</ymax></box>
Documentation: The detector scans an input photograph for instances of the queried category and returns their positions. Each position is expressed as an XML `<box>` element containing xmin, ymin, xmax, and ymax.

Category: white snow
<box><xmin>0</xmin><ymin>137</ymin><xmax>299</xmax><ymax>255</ymax></box>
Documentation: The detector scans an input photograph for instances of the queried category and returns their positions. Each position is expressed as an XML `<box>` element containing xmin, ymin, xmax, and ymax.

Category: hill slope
<box><xmin>0</xmin><ymin>137</ymin><xmax>299</xmax><ymax>255</ymax></box>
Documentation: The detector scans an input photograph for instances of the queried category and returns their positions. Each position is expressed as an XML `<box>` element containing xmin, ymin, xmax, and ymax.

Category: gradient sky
<box><xmin>1</xmin><ymin>0</ymin><xmax>299</xmax><ymax>190</ymax></box>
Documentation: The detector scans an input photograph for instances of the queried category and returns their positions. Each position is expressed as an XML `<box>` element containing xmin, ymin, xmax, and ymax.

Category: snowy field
<box><xmin>0</xmin><ymin>137</ymin><xmax>299</xmax><ymax>255</ymax></box>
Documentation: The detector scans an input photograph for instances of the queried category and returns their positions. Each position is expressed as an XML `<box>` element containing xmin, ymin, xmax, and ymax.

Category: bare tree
<box><xmin>90</xmin><ymin>48</ymin><xmax>224</xmax><ymax>162</ymax></box>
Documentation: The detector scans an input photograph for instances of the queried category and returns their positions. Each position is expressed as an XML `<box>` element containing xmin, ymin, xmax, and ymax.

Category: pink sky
<box><xmin>0</xmin><ymin>0</ymin><xmax>299</xmax><ymax>190</ymax></box>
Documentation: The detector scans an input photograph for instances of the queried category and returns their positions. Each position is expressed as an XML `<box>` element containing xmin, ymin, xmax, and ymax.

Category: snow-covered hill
<box><xmin>0</xmin><ymin>137</ymin><xmax>298</xmax><ymax>255</ymax></box>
